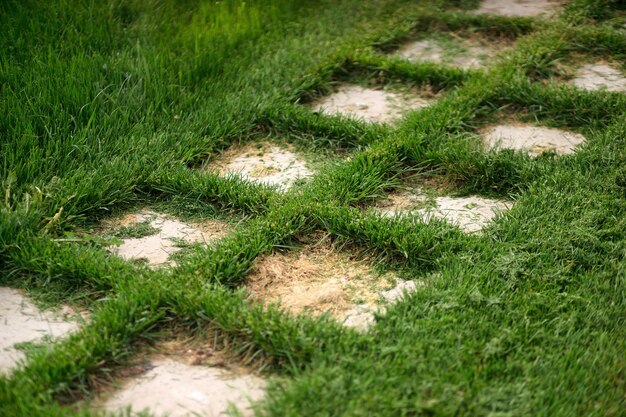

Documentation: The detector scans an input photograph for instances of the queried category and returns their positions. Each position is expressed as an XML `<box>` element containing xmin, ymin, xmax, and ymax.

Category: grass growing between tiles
<box><xmin>1</xmin><ymin>0</ymin><xmax>625</xmax><ymax>416</ymax></box>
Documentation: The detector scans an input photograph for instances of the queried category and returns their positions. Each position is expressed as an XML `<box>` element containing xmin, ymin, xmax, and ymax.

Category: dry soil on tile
<box><xmin>571</xmin><ymin>63</ymin><xmax>626</xmax><ymax>93</ymax></box>
<box><xmin>474</xmin><ymin>0</ymin><xmax>563</xmax><ymax>17</ymax></box>
<box><xmin>482</xmin><ymin>124</ymin><xmax>586</xmax><ymax>156</ymax></box>
<box><xmin>246</xmin><ymin>239</ymin><xmax>421</xmax><ymax>331</ymax></box>
<box><xmin>105</xmin><ymin>210</ymin><xmax>229</xmax><ymax>267</ymax></box>
<box><xmin>0</xmin><ymin>287</ymin><xmax>79</xmax><ymax>374</ymax></box>
<box><xmin>310</xmin><ymin>84</ymin><xmax>433</xmax><ymax>124</ymax></box>
<box><xmin>92</xmin><ymin>342</ymin><xmax>266</xmax><ymax>417</ymax></box>
<box><xmin>208</xmin><ymin>142</ymin><xmax>312</xmax><ymax>190</ymax></box>
<box><xmin>378</xmin><ymin>192</ymin><xmax>512</xmax><ymax>233</ymax></box>
<box><xmin>246</xmin><ymin>242</ymin><xmax>395</xmax><ymax>318</ymax></box>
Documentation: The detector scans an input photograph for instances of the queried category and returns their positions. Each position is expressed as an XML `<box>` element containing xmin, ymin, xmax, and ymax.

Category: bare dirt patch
<box><xmin>378</xmin><ymin>192</ymin><xmax>512</xmax><ymax>233</ymax></box>
<box><xmin>571</xmin><ymin>63</ymin><xmax>626</xmax><ymax>93</ymax></box>
<box><xmin>310</xmin><ymin>84</ymin><xmax>433</xmax><ymax>124</ymax></box>
<box><xmin>246</xmin><ymin>242</ymin><xmax>394</xmax><ymax>318</ymax></box>
<box><xmin>0</xmin><ymin>287</ymin><xmax>80</xmax><ymax>374</ymax></box>
<box><xmin>104</xmin><ymin>210</ymin><xmax>229</xmax><ymax>267</ymax></box>
<box><xmin>208</xmin><ymin>142</ymin><xmax>312</xmax><ymax>190</ymax></box>
<box><xmin>473</xmin><ymin>0</ymin><xmax>563</xmax><ymax>17</ymax></box>
<box><xmin>481</xmin><ymin>124</ymin><xmax>586</xmax><ymax>156</ymax></box>
<box><xmin>397</xmin><ymin>38</ymin><xmax>505</xmax><ymax>70</ymax></box>
<box><xmin>91</xmin><ymin>340</ymin><xmax>266</xmax><ymax>417</ymax></box>
<box><xmin>245</xmin><ymin>239</ymin><xmax>419</xmax><ymax>330</ymax></box>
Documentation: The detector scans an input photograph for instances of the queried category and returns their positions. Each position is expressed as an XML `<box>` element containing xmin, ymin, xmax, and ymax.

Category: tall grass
<box><xmin>1</xmin><ymin>0</ymin><xmax>625</xmax><ymax>416</ymax></box>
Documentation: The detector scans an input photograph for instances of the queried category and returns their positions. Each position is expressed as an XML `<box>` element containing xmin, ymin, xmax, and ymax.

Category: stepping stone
<box><xmin>571</xmin><ymin>64</ymin><xmax>626</xmax><ymax>92</ymax></box>
<box><xmin>209</xmin><ymin>142</ymin><xmax>312</xmax><ymax>190</ymax></box>
<box><xmin>94</xmin><ymin>358</ymin><xmax>265</xmax><ymax>417</ymax></box>
<box><xmin>310</xmin><ymin>84</ymin><xmax>432</xmax><ymax>124</ymax></box>
<box><xmin>107</xmin><ymin>211</ymin><xmax>228</xmax><ymax>267</ymax></box>
<box><xmin>474</xmin><ymin>0</ymin><xmax>563</xmax><ymax>17</ymax></box>
<box><xmin>482</xmin><ymin>124</ymin><xmax>586</xmax><ymax>156</ymax></box>
<box><xmin>246</xmin><ymin>243</ymin><xmax>394</xmax><ymax>318</ymax></box>
<box><xmin>0</xmin><ymin>287</ymin><xmax>80</xmax><ymax>374</ymax></box>
<box><xmin>397</xmin><ymin>38</ymin><xmax>502</xmax><ymax>69</ymax></box>
<box><xmin>246</xmin><ymin>241</ymin><xmax>421</xmax><ymax>330</ymax></box>
<box><xmin>379</xmin><ymin>194</ymin><xmax>511</xmax><ymax>234</ymax></box>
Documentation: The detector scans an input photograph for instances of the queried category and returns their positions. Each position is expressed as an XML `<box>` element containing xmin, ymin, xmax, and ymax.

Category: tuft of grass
<box><xmin>109</xmin><ymin>220</ymin><xmax>159</xmax><ymax>240</ymax></box>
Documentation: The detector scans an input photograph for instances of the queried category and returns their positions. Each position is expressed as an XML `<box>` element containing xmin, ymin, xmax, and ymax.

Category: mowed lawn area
<box><xmin>1</xmin><ymin>0</ymin><xmax>625</xmax><ymax>416</ymax></box>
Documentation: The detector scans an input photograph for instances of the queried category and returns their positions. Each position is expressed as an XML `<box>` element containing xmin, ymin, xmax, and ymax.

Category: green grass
<box><xmin>1</xmin><ymin>0</ymin><xmax>625</xmax><ymax>416</ymax></box>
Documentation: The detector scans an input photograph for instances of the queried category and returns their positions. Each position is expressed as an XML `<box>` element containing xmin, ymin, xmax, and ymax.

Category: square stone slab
<box><xmin>0</xmin><ymin>287</ymin><xmax>80</xmax><ymax>374</ymax></box>
<box><xmin>397</xmin><ymin>38</ymin><xmax>505</xmax><ymax>70</ymax></box>
<box><xmin>482</xmin><ymin>124</ymin><xmax>586</xmax><ymax>156</ymax></box>
<box><xmin>571</xmin><ymin>64</ymin><xmax>626</xmax><ymax>93</ymax></box>
<box><xmin>94</xmin><ymin>358</ymin><xmax>265</xmax><ymax>417</ymax></box>
<box><xmin>310</xmin><ymin>84</ymin><xmax>433</xmax><ymax>124</ymax></box>
<box><xmin>105</xmin><ymin>211</ymin><xmax>229</xmax><ymax>267</ymax></box>
<box><xmin>474</xmin><ymin>0</ymin><xmax>563</xmax><ymax>17</ymax></box>
<box><xmin>378</xmin><ymin>193</ymin><xmax>512</xmax><ymax>234</ymax></box>
<box><xmin>208</xmin><ymin>142</ymin><xmax>312</xmax><ymax>190</ymax></box>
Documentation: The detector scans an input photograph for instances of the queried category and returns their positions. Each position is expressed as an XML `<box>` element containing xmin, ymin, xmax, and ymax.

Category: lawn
<box><xmin>1</xmin><ymin>0</ymin><xmax>625</xmax><ymax>416</ymax></box>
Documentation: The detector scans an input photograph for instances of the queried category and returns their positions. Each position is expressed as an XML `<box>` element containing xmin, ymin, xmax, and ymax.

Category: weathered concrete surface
<box><xmin>482</xmin><ymin>124</ymin><xmax>586</xmax><ymax>156</ymax></box>
<box><xmin>213</xmin><ymin>143</ymin><xmax>312</xmax><ymax>190</ymax></box>
<box><xmin>311</xmin><ymin>84</ymin><xmax>432</xmax><ymax>124</ymax></box>
<box><xmin>572</xmin><ymin>64</ymin><xmax>626</xmax><ymax>93</ymax></box>
<box><xmin>379</xmin><ymin>194</ymin><xmax>512</xmax><ymax>233</ymax></box>
<box><xmin>474</xmin><ymin>0</ymin><xmax>563</xmax><ymax>17</ymax></box>
<box><xmin>95</xmin><ymin>358</ymin><xmax>266</xmax><ymax>417</ymax></box>
<box><xmin>110</xmin><ymin>211</ymin><xmax>227</xmax><ymax>267</ymax></box>
<box><xmin>398</xmin><ymin>39</ymin><xmax>498</xmax><ymax>69</ymax></box>
<box><xmin>0</xmin><ymin>287</ymin><xmax>79</xmax><ymax>374</ymax></box>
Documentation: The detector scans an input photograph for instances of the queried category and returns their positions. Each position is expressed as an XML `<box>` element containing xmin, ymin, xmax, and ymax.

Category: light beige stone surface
<box><xmin>111</xmin><ymin>211</ymin><xmax>226</xmax><ymax>267</ymax></box>
<box><xmin>571</xmin><ymin>64</ymin><xmax>626</xmax><ymax>92</ymax></box>
<box><xmin>474</xmin><ymin>0</ymin><xmax>562</xmax><ymax>17</ymax></box>
<box><xmin>96</xmin><ymin>358</ymin><xmax>266</xmax><ymax>417</ymax></box>
<box><xmin>0</xmin><ymin>287</ymin><xmax>79</xmax><ymax>374</ymax></box>
<box><xmin>398</xmin><ymin>39</ymin><xmax>494</xmax><ymax>69</ymax></box>
<box><xmin>379</xmin><ymin>194</ymin><xmax>512</xmax><ymax>233</ymax></box>
<box><xmin>482</xmin><ymin>124</ymin><xmax>586</xmax><ymax>156</ymax></box>
<box><xmin>311</xmin><ymin>84</ymin><xmax>432</xmax><ymax>124</ymax></box>
<box><xmin>217</xmin><ymin>145</ymin><xmax>312</xmax><ymax>190</ymax></box>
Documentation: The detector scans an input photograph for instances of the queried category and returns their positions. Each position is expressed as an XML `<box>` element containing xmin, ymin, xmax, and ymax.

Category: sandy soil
<box><xmin>107</xmin><ymin>211</ymin><xmax>229</xmax><ymax>267</ymax></box>
<box><xmin>209</xmin><ymin>142</ymin><xmax>312</xmax><ymax>190</ymax></box>
<box><xmin>245</xmin><ymin>241</ymin><xmax>421</xmax><ymax>331</ymax></box>
<box><xmin>0</xmin><ymin>287</ymin><xmax>79</xmax><ymax>374</ymax></box>
<box><xmin>571</xmin><ymin>64</ymin><xmax>626</xmax><ymax>92</ymax></box>
<box><xmin>246</xmin><ymin>243</ymin><xmax>394</xmax><ymax>318</ymax></box>
<box><xmin>474</xmin><ymin>0</ymin><xmax>563</xmax><ymax>17</ymax></box>
<box><xmin>482</xmin><ymin>124</ymin><xmax>586</xmax><ymax>156</ymax></box>
<box><xmin>378</xmin><ymin>193</ymin><xmax>512</xmax><ymax>234</ymax></box>
<box><xmin>94</xmin><ymin>357</ymin><xmax>265</xmax><ymax>417</ymax></box>
<box><xmin>310</xmin><ymin>84</ymin><xmax>433</xmax><ymax>124</ymax></box>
